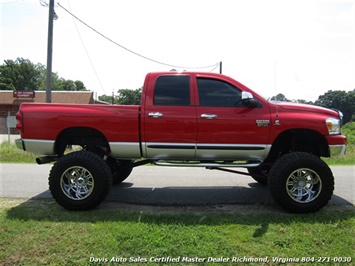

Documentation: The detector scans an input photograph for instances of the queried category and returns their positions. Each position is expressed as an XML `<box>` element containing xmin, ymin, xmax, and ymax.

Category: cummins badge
<box><xmin>256</xmin><ymin>120</ymin><xmax>270</xmax><ymax>126</ymax></box>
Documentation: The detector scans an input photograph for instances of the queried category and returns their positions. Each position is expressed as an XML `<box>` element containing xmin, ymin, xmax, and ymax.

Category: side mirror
<box><xmin>241</xmin><ymin>92</ymin><xmax>258</xmax><ymax>108</ymax></box>
<box><xmin>242</xmin><ymin>91</ymin><xmax>253</xmax><ymax>99</ymax></box>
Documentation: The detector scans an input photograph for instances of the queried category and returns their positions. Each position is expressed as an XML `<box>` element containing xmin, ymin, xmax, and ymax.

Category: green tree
<box><xmin>344</xmin><ymin>90</ymin><xmax>355</xmax><ymax>123</ymax></box>
<box><xmin>39</xmin><ymin>72</ymin><xmax>87</xmax><ymax>91</ymax></box>
<box><xmin>1</xmin><ymin>58</ymin><xmax>87</xmax><ymax>92</ymax></box>
<box><xmin>294</xmin><ymin>99</ymin><xmax>314</xmax><ymax>104</ymax></box>
<box><xmin>61</xmin><ymin>79</ymin><xmax>76</xmax><ymax>91</ymax></box>
<box><xmin>38</xmin><ymin>71</ymin><xmax>64</xmax><ymax>91</ymax></box>
<box><xmin>0</xmin><ymin>58</ymin><xmax>42</xmax><ymax>90</ymax></box>
<box><xmin>270</xmin><ymin>93</ymin><xmax>289</xmax><ymax>102</ymax></box>
<box><xmin>98</xmin><ymin>94</ymin><xmax>117</xmax><ymax>104</ymax></box>
<box><xmin>74</xmin><ymin>80</ymin><xmax>86</xmax><ymax>91</ymax></box>
<box><xmin>98</xmin><ymin>88</ymin><xmax>142</xmax><ymax>105</ymax></box>
<box><xmin>314</xmin><ymin>89</ymin><xmax>355</xmax><ymax>124</ymax></box>
<box><xmin>117</xmin><ymin>88</ymin><xmax>142</xmax><ymax>105</ymax></box>
<box><xmin>56</xmin><ymin>79</ymin><xmax>87</xmax><ymax>91</ymax></box>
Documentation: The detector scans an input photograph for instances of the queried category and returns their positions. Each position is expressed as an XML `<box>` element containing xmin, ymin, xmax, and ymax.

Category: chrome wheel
<box><xmin>60</xmin><ymin>166</ymin><xmax>94</xmax><ymax>200</ymax></box>
<box><xmin>286</xmin><ymin>168</ymin><xmax>322</xmax><ymax>203</ymax></box>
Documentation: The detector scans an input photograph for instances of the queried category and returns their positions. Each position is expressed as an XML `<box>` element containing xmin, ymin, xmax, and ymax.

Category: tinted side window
<box><xmin>197</xmin><ymin>78</ymin><xmax>242</xmax><ymax>107</ymax></box>
<box><xmin>154</xmin><ymin>76</ymin><xmax>190</xmax><ymax>106</ymax></box>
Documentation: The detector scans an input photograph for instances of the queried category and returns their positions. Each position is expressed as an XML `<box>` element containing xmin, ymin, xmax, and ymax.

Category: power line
<box><xmin>67</xmin><ymin>1</ymin><xmax>105</xmax><ymax>94</ymax></box>
<box><xmin>39</xmin><ymin>0</ymin><xmax>48</xmax><ymax>7</ymax></box>
<box><xmin>57</xmin><ymin>2</ymin><xmax>219</xmax><ymax>70</ymax></box>
<box><xmin>209</xmin><ymin>63</ymin><xmax>220</xmax><ymax>73</ymax></box>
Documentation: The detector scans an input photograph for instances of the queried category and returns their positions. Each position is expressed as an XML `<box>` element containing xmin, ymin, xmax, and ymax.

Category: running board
<box><xmin>153</xmin><ymin>161</ymin><xmax>262</xmax><ymax>168</ymax></box>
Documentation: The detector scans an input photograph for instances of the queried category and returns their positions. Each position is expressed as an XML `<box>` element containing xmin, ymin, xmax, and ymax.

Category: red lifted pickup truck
<box><xmin>15</xmin><ymin>72</ymin><xmax>347</xmax><ymax>213</ymax></box>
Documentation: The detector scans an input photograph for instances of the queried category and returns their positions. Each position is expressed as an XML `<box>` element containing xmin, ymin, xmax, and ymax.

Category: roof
<box><xmin>0</xmin><ymin>90</ymin><xmax>95</xmax><ymax>105</ymax></box>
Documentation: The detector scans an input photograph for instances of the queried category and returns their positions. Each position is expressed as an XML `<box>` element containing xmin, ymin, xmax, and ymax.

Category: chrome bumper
<box><xmin>15</xmin><ymin>138</ymin><xmax>25</xmax><ymax>151</ymax></box>
<box><xmin>329</xmin><ymin>144</ymin><xmax>347</xmax><ymax>158</ymax></box>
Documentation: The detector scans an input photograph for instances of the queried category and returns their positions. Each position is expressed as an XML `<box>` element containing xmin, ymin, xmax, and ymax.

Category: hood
<box><xmin>276</xmin><ymin>102</ymin><xmax>339</xmax><ymax>117</ymax></box>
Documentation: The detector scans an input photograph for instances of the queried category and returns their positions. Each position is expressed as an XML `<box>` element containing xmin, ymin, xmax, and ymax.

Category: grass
<box><xmin>0</xmin><ymin>141</ymin><xmax>38</xmax><ymax>163</ymax></box>
<box><xmin>0</xmin><ymin>198</ymin><xmax>354</xmax><ymax>265</ymax></box>
<box><xmin>1</xmin><ymin>123</ymin><xmax>354</xmax><ymax>265</ymax></box>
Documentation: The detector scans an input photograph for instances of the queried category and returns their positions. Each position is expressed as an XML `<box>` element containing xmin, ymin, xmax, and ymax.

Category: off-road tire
<box><xmin>49</xmin><ymin>151</ymin><xmax>113</xmax><ymax>210</ymax></box>
<box><xmin>268</xmin><ymin>152</ymin><xmax>334</xmax><ymax>213</ymax></box>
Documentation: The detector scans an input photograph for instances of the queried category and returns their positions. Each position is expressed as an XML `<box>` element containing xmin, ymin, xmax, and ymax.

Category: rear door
<box><xmin>195</xmin><ymin>76</ymin><xmax>271</xmax><ymax>161</ymax></box>
<box><xmin>141</xmin><ymin>74</ymin><xmax>197</xmax><ymax>159</ymax></box>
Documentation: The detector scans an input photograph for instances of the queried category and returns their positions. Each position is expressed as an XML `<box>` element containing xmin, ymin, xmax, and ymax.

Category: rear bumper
<box><xmin>329</xmin><ymin>144</ymin><xmax>347</xmax><ymax>158</ymax></box>
<box><xmin>15</xmin><ymin>138</ymin><xmax>25</xmax><ymax>151</ymax></box>
<box><xmin>15</xmin><ymin>138</ymin><xmax>55</xmax><ymax>155</ymax></box>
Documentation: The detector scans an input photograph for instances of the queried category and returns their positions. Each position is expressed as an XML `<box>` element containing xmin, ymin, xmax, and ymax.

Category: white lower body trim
<box><xmin>109</xmin><ymin>142</ymin><xmax>141</xmax><ymax>159</ymax></box>
<box><xmin>22</xmin><ymin>139</ymin><xmax>55</xmax><ymax>155</ymax></box>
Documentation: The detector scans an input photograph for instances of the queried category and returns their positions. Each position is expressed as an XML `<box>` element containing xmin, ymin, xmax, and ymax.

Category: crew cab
<box><xmin>15</xmin><ymin>72</ymin><xmax>347</xmax><ymax>213</ymax></box>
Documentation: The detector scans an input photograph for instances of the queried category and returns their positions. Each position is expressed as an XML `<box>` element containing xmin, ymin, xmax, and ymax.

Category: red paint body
<box><xmin>16</xmin><ymin>72</ymin><xmax>347</xmax><ymax>158</ymax></box>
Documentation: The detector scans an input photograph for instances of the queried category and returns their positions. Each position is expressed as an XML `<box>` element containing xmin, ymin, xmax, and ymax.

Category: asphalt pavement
<box><xmin>0</xmin><ymin>164</ymin><xmax>354</xmax><ymax>210</ymax></box>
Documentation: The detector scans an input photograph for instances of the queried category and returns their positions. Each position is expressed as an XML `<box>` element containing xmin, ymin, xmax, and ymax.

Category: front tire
<box><xmin>268</xmin><ymin>152</ymin><xmax>334</xmax><ymax>213</ymax></box>
<box><xmin>248</xmin><ymin>165</ymin><xmax>269</xmax><ymax>185</ymax></box>
<box><xmin>106</xmin><ymin>157</ymin><xmax>133</xmax><ymax>185</ymax></box>
<box><xmin>49</xmin><ymin>151</ymin><xmax>113</xmax><ymax>210</ymax></box>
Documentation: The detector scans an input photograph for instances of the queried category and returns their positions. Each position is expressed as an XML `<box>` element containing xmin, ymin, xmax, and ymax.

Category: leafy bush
<box><xmin>343</xmin><ymin>122</ymin><xmax>355</xmax><ymax>145</ymax></box>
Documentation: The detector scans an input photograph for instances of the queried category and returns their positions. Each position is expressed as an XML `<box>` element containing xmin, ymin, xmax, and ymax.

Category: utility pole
<box><xmin>219</xmin><ymin>61</ymin><xmax>222</xmax><ymax>74</ymax></box>
<box><xmin>46</xmin><ymin>0</ymin><xmax>55</xmax><ymax>103</ymax></box>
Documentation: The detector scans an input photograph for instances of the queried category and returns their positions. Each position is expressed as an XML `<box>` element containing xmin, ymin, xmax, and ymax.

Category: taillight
<box><xmin>16</xmin><ymin>111</ymin><xmax>23</xmax><ymax>133</ymax></box>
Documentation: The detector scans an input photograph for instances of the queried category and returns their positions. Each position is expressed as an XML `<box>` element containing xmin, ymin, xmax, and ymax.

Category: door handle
<box><xmin>148</xmin><ymin>112</ymin><xmax>163</xmax><ymax>118</ymax></box>
<box><xmin>201</xmin><ymin>114</ymin><xmax>217</xmax><ymax>119</ymax></box>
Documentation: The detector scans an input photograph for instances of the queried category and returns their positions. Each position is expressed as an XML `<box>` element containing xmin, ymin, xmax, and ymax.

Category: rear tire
<box><xmin>268</xmin><ymin>152</ymin><xmax>334</xmax><ymax>213</ymax></box>
<box><xmin>49</xmin><ymin>151</ymin><xmax>112</xmax><ymax>210</ymax></box>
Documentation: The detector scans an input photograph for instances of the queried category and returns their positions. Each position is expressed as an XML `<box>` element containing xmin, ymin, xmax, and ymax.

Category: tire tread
<box><xmin>49</xmin><ymin>151</ymin><xmax>112</xmax><ymax>210</ymax></box>
<box><xmin>268</xmin><ymin>152</ymin><xmax>334</xmax><ymax>213</ymax></box>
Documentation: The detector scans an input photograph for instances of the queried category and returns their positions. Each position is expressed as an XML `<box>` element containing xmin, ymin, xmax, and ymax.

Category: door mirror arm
<box><xmin>239</xmin><ymin>92</ymin><xmax>258</xmax><ymax>108</ymax></box>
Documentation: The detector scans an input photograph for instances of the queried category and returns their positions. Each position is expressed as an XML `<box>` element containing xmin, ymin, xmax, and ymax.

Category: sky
<box><xmin>1</xmin><ymin>0</ymin><xmax>354</xmax><ymax>101</ymax></box>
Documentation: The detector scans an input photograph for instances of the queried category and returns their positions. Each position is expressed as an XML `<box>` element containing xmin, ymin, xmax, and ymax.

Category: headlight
<box><xmin>326</xmin><ymin>117</ymin><xmax>341</xmax><ymax>135</ymax></box>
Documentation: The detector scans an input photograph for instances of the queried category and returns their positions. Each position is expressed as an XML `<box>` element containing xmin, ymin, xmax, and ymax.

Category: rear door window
<box><xmin>154</xmin><ymin>76</ymin><xmax>190</xmax><ymax>106</ymax></box>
